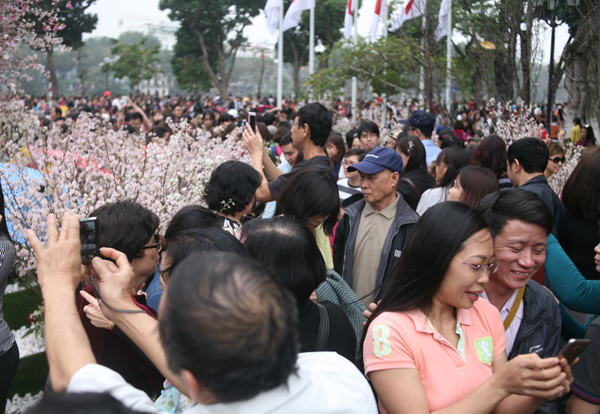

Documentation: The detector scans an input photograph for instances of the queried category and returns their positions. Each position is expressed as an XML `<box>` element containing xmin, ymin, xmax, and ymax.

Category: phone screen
<box><xmin>80</xmin><ymin>218</ymin><xmax>99</xmax><ymax>265</ymax></box>
<box><xmin>248</xmin><ymin>112</ymin><xmax>256</xmax><ymax>131</ymax></box>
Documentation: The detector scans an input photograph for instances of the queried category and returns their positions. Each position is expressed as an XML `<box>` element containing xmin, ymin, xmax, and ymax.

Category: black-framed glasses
<box><xmin>142</xmin><ymin>233</ymin><xmax>162</xmax><ymax>252</ymax></box>
<box><xmin>550</xmin><ymin>156</ymin><xmax>565</xmax><ymax>164</ymax></box>
<box><xmin>454</xmin><ymin>258</ymin><xmax>499</xmax><ymax>276</ymax></box>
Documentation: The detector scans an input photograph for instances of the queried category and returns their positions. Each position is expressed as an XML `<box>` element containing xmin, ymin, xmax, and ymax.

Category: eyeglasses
<box><xmin>142</xmin><ymin>233</ymin><xmax>163</xmax><ymax>252</ymax></box>
<box><xmin>454</xmin><ymin>258</ymin><xmax>499</xmax><ymax>276</ymax></box>
<box><xmin>549</xmin><ymin>156</ymin><xmax>565</xmax><ymax>164</ymax></box>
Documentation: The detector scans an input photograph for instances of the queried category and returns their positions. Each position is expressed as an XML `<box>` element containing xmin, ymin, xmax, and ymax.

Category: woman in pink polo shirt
<box><xmin>363</xmin><ymin>202</ymin><xmax>573</xmax><ymax>414</ymax></box>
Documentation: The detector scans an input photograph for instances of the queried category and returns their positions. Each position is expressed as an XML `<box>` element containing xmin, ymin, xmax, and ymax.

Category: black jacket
<box><xmin>508</xmin><ymin>280</ymin><xmax>562</xmax><ymax>414</ymax></box>
<box><xmin>333</xmin><ymin>196</ymin><xmax>418</xmax><ymax>302</ymax></box>
<box><xmin>396</xmin><ymin>167</ymin><xmax>436</xmax><ymax>211</ymax></box>
<box><xmin>520</xmin><ymin>175</ymin><xmax>564</xmax><ymax>238</ymax></box>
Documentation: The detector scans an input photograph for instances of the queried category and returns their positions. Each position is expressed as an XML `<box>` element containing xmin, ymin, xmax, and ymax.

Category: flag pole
<box><xmin>380</xmin><ymin>4</ymin><xmax>387</xmax><ymax>128</ymax></box>
<box><xmin>351</xmin><ymin>0</ymin><xmax>358</xmax><ymax>121</ymax></box>
<box><xmin>277</xmin><ymin>0</ymin><xmax>284</xmax><ymax>104</ymax></box>
<box><xmin>445</xmin><ymin>0</ymin><xmax>451</xmax><ymax>113</ymax></box>
<box><xmin>309</xmin><ymin>0</ymin><xmax>315</xmax><ymax>75</ymax></box>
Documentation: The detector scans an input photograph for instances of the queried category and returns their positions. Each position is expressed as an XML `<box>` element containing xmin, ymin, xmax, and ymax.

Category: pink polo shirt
<box><xmin>363</xmin><ymin>299</ymin><xmax>507</xmax><ymax>413</ymax></box>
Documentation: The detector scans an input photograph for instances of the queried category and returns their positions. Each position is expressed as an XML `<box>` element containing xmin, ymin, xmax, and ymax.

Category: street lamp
<box><xmin>540</xmin><ymin>0</ymin><xmax>579</xmax><ymax>135</ymax></box>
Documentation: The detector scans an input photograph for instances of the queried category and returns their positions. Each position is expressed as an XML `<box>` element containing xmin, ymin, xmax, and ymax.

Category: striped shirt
<box><xmin>480</xmin><ymin>288</ymin><xmax>523</xmax><ymax>355</ymax></box>
<box><xmin>0</xmin><ymin>235</ymin><xmax>16</xmax><ymax>356</ymax></box>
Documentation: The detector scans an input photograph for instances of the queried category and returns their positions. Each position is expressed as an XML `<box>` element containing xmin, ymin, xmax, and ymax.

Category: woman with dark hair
<box><xmin>448</xmin><ymin>166</ymin><xmax>500</xmax><ymax>209</ymax></box>
<box><xmin>242</xmin><ymin>217</ymin><xmax>356</xmax><ymax>362</ymax></box>
<box><xmin>325</xmin><ymin>132</ymin><xmax>346</xmax><ymax>178</ymax></box>
<box><xmin>202</xmin><ymin>110</ymin><xmax>216</xmax><ymax>135</ymax></box>
<box><xmin>0</xmin><ymin>183</ymin><xmax>18</xmax><ymax>414</ymax></box>
<box><xmin>438</xmin><ymin>129</ymin><xmax>463</xmax><ymax>149</ymax></box>
<box><xmin>579</xmin><ymin>124</ymin><xmax>596</xmax><ymax>147</ymax></box>
<box><xmin>416</xmin><ymin>147</ymin><xmax>470</xmax><ymax>215</ymax></box>
<box><xmin>278</xmin><ymin>165</ymin><xmax>340</xmax><ymax>269</ymax></box>
<box><xmin>363</xmin><ymin>202</ymin><xmax>573</xmax><ymax>414</ymax></box>
<box><xmin>471</xmin><ymin>135</ymin><xmax>512</xmax><ymax>189</ymax></box>
<box><xmin>558</xmin><ymin>147</ymin><xmax>600</xmax><ymax>281</ymax></box>
<box><xmin>395</xmin><ymin>136</ymin><xmax>436</xmax><ymax>211</ymax></box>
<box><xmin>204</xmin><ymin>161</ymin><xmax>261</xmax><ymax>237</ymax></box>
<box><xmin>544</xmin><ymin>142</ymin><xmax>565</xmax><ymax>180</ymax></box>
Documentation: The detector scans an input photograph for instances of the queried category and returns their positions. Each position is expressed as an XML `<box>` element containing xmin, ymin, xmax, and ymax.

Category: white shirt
<box><xmin>416</xmin><ymin>186</ymin><xmax>450</xmax><ymax>216</ymax></box>
<box><xmin>480</xmin><ymin>289</ymin><xmax>523</xmax><ymax>355</ymax></box>
<box><xmin>67</xmin><ymin>352</ymin><xmax>378</xmax><ymax>414</ymax></box>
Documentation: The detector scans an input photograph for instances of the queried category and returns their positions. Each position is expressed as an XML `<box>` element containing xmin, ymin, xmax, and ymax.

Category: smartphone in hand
<box><xmin>80</xmin><ymin>217</ymin><xmax>100</xmax><ymax>265</ymax></box>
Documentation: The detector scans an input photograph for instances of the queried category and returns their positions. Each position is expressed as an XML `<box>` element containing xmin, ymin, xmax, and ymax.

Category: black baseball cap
<box><xmin>399</xmin><ymin>110</ymin><xmax>435</xmax><ymax>133</ymax></box>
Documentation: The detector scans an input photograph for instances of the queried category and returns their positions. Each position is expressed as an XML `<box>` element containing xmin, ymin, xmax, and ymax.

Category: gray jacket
<box><xmin>333</xmin><ymin>196</ymin><xmax>418</xmax><ymax>303</ymax></box>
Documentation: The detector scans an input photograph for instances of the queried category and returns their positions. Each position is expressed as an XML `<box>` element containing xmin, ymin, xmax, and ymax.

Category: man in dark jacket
<box><xmin>479</xmin><ymin>189</ymin><xmax>562</xmax><ymax>414</ymax></box>
<box><xmin>333</xmin><ymin>147</ymin><xmax>418</xmax><ymax>306</ymax></box>
<box><xmin>506</xmin><ymin>137</ymin><xmax>564</xmax><ymax>238</ymax></box>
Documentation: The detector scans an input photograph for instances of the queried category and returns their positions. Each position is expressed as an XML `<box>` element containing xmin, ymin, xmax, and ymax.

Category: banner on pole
<box><xmin>370</xmin><ymin>0</ymin><xmax>387</xmax><ymax>38</ymax></box>
<box><xmin>344</xmin><ymin>0</ymin><xmax>354</xmax><ymax>39</ymax></box>
<box><xmin>264</xmin><ymin>0</ymin><xmax>280</xmax><ymax>36</ymax></box>
<box><xmin>390</xmin><ymin>0</ymin><xmax>422</xmax><ymax>31</ymax></box>
<box><xmin>434</xmin><ymin>0</ymin><xmax>449</xmax><ymax>41</ymax></box>
<box><xmin>282</xmin><ymin>0</ymin><xmax>313</xmax><ymax>32</ymax></box>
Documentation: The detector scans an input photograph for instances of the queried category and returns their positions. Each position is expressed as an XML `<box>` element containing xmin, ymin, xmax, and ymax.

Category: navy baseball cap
<box><xmin>348</xmin><ymin>147</ymin><xmax>403</xmax><ymax>175</ymax></box>
<box><xmin>399</xmin><ymin>110</ymin><xmax>435</xmax><ymax>132</ymax></box>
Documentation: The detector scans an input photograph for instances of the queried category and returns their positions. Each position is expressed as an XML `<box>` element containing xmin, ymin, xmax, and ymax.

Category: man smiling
<box><xmin>478</xmin><ymin>189</ymin><xmax>561</xmax><ymax>414</ymax></box>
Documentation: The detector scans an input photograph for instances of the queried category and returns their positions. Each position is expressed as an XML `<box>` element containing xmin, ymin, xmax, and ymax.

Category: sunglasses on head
<box><xmin>550</xmin><ymin>156</ymin><xmax>565</xmax><ymax>164</ymax></box>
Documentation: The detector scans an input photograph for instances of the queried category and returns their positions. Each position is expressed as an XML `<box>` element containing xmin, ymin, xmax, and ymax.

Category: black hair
<box><xmin>25</xmin><ymin>392</ymin><xmax>143</xmax><ymax>414</ymax></box>
<box><xmin>164</xmin><ymin>205</ymin><xmax>222</xmax><ymax>241</ymax></box>
<box><xmin>364</xmin><ymin>202</ymin><xmax>489</xmax><ymax>339</ymax></box>
<box><xmin>242</xmin><ymin>217</ymin><xmax>326</xmax><ymax>306</ymax></box>
<box><xmin>202</xmin><ymin>110</ymin><xmax>215</xmax><ymax>121</ymax></box>
<box><xmin>477</xmin><ymin>189</ymin><xmax>553</xmax><ymax>237</ymax></box>
<box><xmin>161</xmin><ymin>228</ymin><xmax>248</xmax><ymax>283</ymax></box>
<box><xmin>296</xmin><ymin>102</ymin><xmax>332</xmax><ymax>146</ymax></box>
<box><xmin>507</xmin><ymin>137</ymin><xmax>548</xmax><ymax>174</ymax></box>
<box><xmin>280</xmin><ymin>131</ymin><xmax>293</xmax><ymax>147</ymax></box>
<box><xmin>345</xmin><ymin>129</ymin><xmax>358</xmax><ymax>149</ymax></box>
<box><xmin>0</xmin><ymin>182</ymin><xmax>12</xmax><ymax>241</ymax></box>
<box><xmin>454</xmin><ymin>166</ymin><xmax>499</xmax><ymax>209</ymax></box>
<box><xmin>438</xmin><ymin>129</ymin><xmax>463</xmax><ymax>149</ymax></box>
<box><xmin>129</xmin><ymin>112</ymin><xmax>143</xmax><ymax>122</ymax></box>
<box><xmin>262</xmin><ymin>111</ymin><xmax>275</xmax><ymax>126</ymax></box>
<box><xmin>277</xmin><ymin>165</ymin><xmax>340</xmax><ymax>235</ymax></box>
<box><xmin>160</xmin><ymin>252</ymin><xmax>299</xmax><ymax>403</ymax></box>
<box><xmin>471</xmin><ymin>135</ymin><xmax>507</xmax><ymax>179</ymax></box>
<box><xmin>436</xmin><ymin>147</ymin><xmax>471</xmax><ymax>188</ymax></box>
<box><xmin>326</xmin><ymin>132</ymin><xmax>346</xmax><ymax>162</ymax></box>
<box><xmin>345</xmin><ymin>148</ymin><xmax>367</xmax><ymax>159</ymax></box>
<box><xmin>219</xmin><ymin>113</ymin><xmax>234</xmax><ymax>124</ymax></box>
<box><xmin>91</xmin><ymin>200</ymin><xmax>159</xmax><ymax>262</ymax></box>
<box><xmin>357</xmin><ymin>121</ymin><xmax>380</xmax><ymax>138</ymax></box>
<box><xmin>574</xmin><ymin>117</ymin><xmax>581</xmax><ymax>125</ymax></box>
<box><xmin>396</xmin><ymin>136</ymin><xmax>426</xmax><ymax>173</ymax></box>
<box><xmin>204</xmin><ymin>161</ymin><xmax>261</xmax><ymax>216</ymax></box>
<box><xmin>153</xmin><ymin>125</ymin><xmax>171</xmax><ymax>139</ymax></box>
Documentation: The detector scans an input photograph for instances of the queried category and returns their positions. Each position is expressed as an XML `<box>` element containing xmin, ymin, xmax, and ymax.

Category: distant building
<box><xmin>139</xmin><ymin>73</ymin><xmax>171</xmax><ymax>97</ymax></box>
<box><xmin>117</xmin><ymin>16</ymin><xmax>179</xmax><ymax>51</ymax></box>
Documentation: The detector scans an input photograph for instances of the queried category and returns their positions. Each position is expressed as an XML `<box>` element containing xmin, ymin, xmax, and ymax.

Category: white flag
<box><xmin>434</xmin><ymin>0</ymin><xmax>449</xmax><ymax>41</ymax></box>
<box><xmin>391</xmin><ymin>0</ymin><xmax>422</xmax><ymax>31</ymax></box>
<box><xmin>344</xmin><ymin>0</ymin><xmax>354</xmax><ymax>39</ymax></box>
<box><xmin>370</xmin><ymin>0</ymin><xmax>387</xmax><ymax>38</ymax></box>
<box><xmin>282</xmin><ymin>0</ymin><xmax>313</xmax><ymax>32</ymax></box>
<box><xmin>264</xmin><ymin>0</ymin><xmax>280</xmax><ymax>36</ymax></box>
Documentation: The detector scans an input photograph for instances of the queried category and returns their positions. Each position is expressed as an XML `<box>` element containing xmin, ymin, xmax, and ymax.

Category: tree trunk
<box><xmin>77</xmin><ymin>48</ymin><xmax>87</xmax><ymax>96</ymax></box>
<box><xmin>563</xmin><ymin>10</ymin><xmax>600</xmax><ymax>140</ymax></box>
<box><xmin>518</xmin><ymin>0</ymin><xmax>534</xmax><ymax>105</ymax></box>
<box><xmin>257</xmin><ymin>55</ymin><xmax>266</xmax><ymax>100</ymax></box>
<box><xmin>47</xmin><ymin>46</ymin><xmax>59</xmax><ymax>98</ymax></box>
<box><xmin>423</xmin><ymin>3</ymin><xmax>433</xmax><ymax>112</ymax></box>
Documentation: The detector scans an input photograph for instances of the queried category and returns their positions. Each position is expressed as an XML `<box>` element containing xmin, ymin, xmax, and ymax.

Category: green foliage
<box><xmin>8</xmin><ymin>353</ymin><xmax>49</xmax><ymax>398</ymax></box>
<box><xmin>171</xmin><ymin>22</ymin><xmax>213</xmax><ymax>93</ymax></box>
<box><xmin>159</xmin><ymin>0</ymin><xmax>264</xmax><ymax>95</ymax></box>
<box><xmin>29</xmin><ymin>0</ymin><xmax>98</xmax><ymax>48</ymax></box>
<box><xmin>104</xmin><ymin>38</ymin><xmax>161</xmax><ymax>92</ymax></box>
<box><xmin>2</xmin><ymin>287</ymin><xmax>43</xmax><ymax>330</ymax></box>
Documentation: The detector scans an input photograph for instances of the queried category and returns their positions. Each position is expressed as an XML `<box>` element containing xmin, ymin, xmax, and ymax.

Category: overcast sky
<box><xmin>84</xmin><ymin>0</ymin><xmax>571</xmax><ymax>64</ymax></box>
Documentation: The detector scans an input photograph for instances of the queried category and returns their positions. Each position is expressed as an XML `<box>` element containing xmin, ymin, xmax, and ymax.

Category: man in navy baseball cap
<box><xmin>400</xmin><ymin>110</ymin><xmax>440</xmax><ymax>167</ymax></box>
<box><xmin>334</xmin><ymin>146</ymin><xmax>418</xmax><ymax>306</ymax></box>
<box><xmin>347</xmin><ymin>146</ymin><xmax>403</xmax><ymax>176</ymax></box>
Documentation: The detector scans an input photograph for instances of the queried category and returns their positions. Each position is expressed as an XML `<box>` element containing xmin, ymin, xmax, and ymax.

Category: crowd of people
<box><xmin>0</xmin><ymin>96</ymin><xmax>599</xmax><ymax>414</ymax></box>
